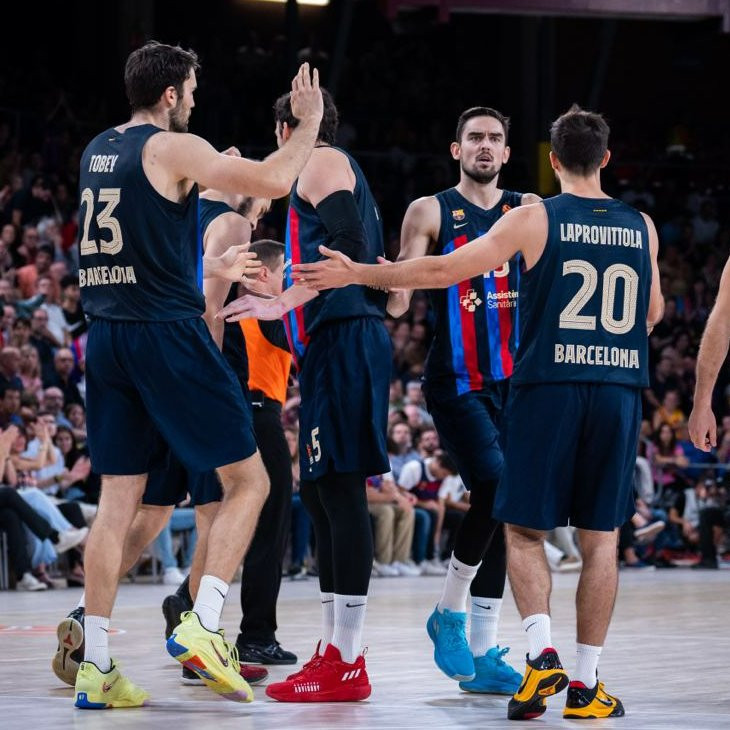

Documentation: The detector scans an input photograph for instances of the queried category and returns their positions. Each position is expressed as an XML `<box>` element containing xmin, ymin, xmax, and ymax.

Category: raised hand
<box><xmin>292</xmin><ymin>245</ymin><xmax>357</xmax><ymax>290</ymax></box>
<box><xmin>289</xmin><ymin>62</ymin><xmax>323</xmax><ymax>125</ymax></box>
<box><xmin>210</xmin><ymin>244</ymin><xmax>262</xmax><ymax>282</ymax></box>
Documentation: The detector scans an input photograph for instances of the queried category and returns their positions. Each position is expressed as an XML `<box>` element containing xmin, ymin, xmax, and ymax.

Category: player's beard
<box><xmin>463</xmin><ymin>161</ymin><xmax>500</xmax><ymax>185</ymax></box>
<box><xmin>169</xmin><ymin>102</ymin><xmax>190</xmax><ymax>133</ymax></box>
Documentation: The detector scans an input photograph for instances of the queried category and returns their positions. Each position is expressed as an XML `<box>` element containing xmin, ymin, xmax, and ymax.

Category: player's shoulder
<box><xmin>406</xmin><ymin>195</ymin><xmax>441</xmax><ymax>218</ymax></box>
<box><xmin>518</xmin><ymin>192</ymin><xmax>542</xmax><ymax>206</ymax></box>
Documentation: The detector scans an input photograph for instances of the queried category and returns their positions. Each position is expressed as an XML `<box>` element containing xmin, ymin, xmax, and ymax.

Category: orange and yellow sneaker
<box><xmin>507</xmin><ymin>648</ymin><xmax>569</xmax><ymax>721</ymax></box>
<box><xmin>563</xmin><ymin>680</ymin><xmax>625</xmax><ymax>719</ymax></box>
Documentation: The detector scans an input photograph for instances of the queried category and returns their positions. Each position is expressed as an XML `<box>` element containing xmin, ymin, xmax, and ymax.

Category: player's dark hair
<box><xmin>124</xmin><ymin>40</ymin><xmax>200</xmax><ymax>112</ymax></box>
<box><xmin>455</xmin><ymin>107</ymin><xmax>510</xmax><ymax>143</ymax></box>
<box><xmin>273</xmin><ymin>88</ymin><xmax>338</xmax><ymax>145</ymax></box>
<box><xmin>249</xmin><ymin>239</ymin><xmax>285</xmax><ymax>269</ymax></box>
<box><xmin>550</xmin><ymin>104</ymin><xmax>609</xmax><ymax>175</ymax></box>
<box><xmin>434</xmin><ymin>450</ymin><xmax>458</xmax><ymax>475</ymax></box>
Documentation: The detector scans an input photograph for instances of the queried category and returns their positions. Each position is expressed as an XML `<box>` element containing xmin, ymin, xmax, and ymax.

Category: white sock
<box><xmin>574</xmin><ymin>643</ymin><xmax>601</xmax><ymax>688</ymax></box>
<box><xmin>523</xmin><ymin>613</ymin><xmax>552</xmax><ymax>660</ymax></box>
<box><xmin>469</xmin><ymin>597</ymin><xmax>502</xmax><ymax>656</ymax></box>
<box><xmin>77</xmin><ymin>593</ymin><xmax>86</xmax><ymax>609</ymax></box>
<box><xmin>320</xmin><ymin>591</ymin><xmax>335</xmax><ymax>648</ymax></box>
<box><xmin>437</xmin><ymin>554</ymin><xmax>480</xmax><ymax>613</ymax></box>
<box><xmin>84</xmin><ymin>615</ymin><xmax>111</xmax><ymax>672</ymax></box>
<box><xmin>332</xmin><ymin>594</ymin><xmax>367</xmax><ymax>664</ymax></box>
<box><xmin>193</xmin><ymin>574</ymin><xmax>228</xmax><ymax>632</ymax></box>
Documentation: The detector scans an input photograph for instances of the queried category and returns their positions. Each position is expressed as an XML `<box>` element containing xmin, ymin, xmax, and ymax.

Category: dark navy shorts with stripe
<box><xmin>297</xmin><ymin>317</ymin><xmax>391</xmax><ymax>481</ymax></box>
<box><xmin>85</xmin><ymin>317</ymin><xmax>257</xmax><ymax>477</ymax></box>
<box><xmin>493</xmin><ymin>382</ymin><xmax>640</xmax><ymax>532</ymax></box>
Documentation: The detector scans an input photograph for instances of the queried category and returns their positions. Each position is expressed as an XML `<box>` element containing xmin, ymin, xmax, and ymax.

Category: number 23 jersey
<box><xmin>512</xmin><ymin>193</ymin><xmax>651</xmax><ymax>388</ymax></box>
<box><xmin>77</xmin><ymin>124</ymin><xmax>205</xmax><ymax>321</ymax></box>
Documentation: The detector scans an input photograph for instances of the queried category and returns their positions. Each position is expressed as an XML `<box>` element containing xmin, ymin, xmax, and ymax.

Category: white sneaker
<box><xmin>555</xmin><ymin>556</ymin><xmax>583</xmax><ymax>573</ymax></box>
<box><xmin>393</xmin><ymin>560</ymin><xmax>422</xmax><ymax>576</ymax></box>
<box><xmin>376</xmin><ymin>562</ymin><xmax>399</xmax><ymax>577</ymax></box>
<box><xmin>162</xmin><ymin>567</ymin><xmax>186</xmax><ymax>586</ymax></box>
<box><xmin>420</xmin><ymin>559</ymin><xmax>447</xmax><ymax>576</ymax></box>
<box><xmin>18</xmin><ymin>572</ymin><xmax>47</xmax><ymax>591</ymax></box>
<box><xmin>55</xmin><ymin>526</ymin><xmax>89</xmax><ymax>554</ymax></box>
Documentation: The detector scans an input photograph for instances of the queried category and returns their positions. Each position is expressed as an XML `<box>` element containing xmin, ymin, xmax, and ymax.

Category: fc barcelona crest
<box><xmin>451</xmin><ymin>209</ymin><xmax>465</xmax><ymax>221</ymax></box>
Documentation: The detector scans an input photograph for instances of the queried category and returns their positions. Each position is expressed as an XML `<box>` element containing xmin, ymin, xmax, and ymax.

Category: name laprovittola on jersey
<box><xmin>77</xmin><ymin>125</ymin><xmax>204</xmax><ymax>321</ymax></box>
<box><xmin>512</xmin><ymin>193</ymin><xmax>651</xmax><ymax>387</ymax></box>
<box><xmin>425</xmin><ymin>188</ymin><xmax>523</xmax><ymax>397</ymax></box>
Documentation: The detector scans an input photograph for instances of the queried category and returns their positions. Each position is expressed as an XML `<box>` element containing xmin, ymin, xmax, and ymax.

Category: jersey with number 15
<box><xmin>77</xmin><ymin>124</ymin><xmax>205</xmax><ymax>321</ymax></box>
<box><xmin>512</xmin><ymin>193</ymin><xmax>651</xmax><ymax>388</ymax></box>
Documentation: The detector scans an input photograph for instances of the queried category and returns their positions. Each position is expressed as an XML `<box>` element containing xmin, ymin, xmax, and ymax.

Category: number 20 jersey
<box><xmin>512</xmin><ymin>193</ymin><xmax>650</xmax><ymax>388</ymax></box>
<box><xmin>78</xmin><ymin>124</ymin><xmax>205</xmax><ymax>321</ymax></box>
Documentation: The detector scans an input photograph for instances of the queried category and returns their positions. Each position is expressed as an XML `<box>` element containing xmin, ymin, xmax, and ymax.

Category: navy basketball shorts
<box><xmin>142</xmin><ymin>455</ymin><xmax>223</xmax><ymax>507</ymax></box>
<box><xmin>86</xmin><ymin>317</ymin><xmax>257</xmax><ymax>476</ymax></box>
<box><xmin>425</xmin><ymin>382</ymin><xmax>507</xmax><ymax>494</ymax></box>
<box><xmin>297</xmin><ymin>317</ymin><xmax>391</xmax><ymax>481</ymax></box>
<box><xmin>493</xmin><ymin>382</ymin><xmax>640</xmax><ymax>532</ymax></box>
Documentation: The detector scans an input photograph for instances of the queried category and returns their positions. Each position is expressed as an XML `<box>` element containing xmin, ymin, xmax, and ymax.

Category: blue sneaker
<box><xmin>426</xmin><ymin>606</ymin><xmax>475</xmax><ymax>681</ymax></box>
<box><xmin>459</xmin><ymin>646</ymin><xmax>522</xmax><ymax>695</ymax></box>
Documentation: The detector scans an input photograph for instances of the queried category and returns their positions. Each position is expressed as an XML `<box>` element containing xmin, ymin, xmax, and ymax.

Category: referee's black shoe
<box><xmin>235</xmin><ymin>638</ymin><xmax>297</xmax><ymax>665</ymax></box>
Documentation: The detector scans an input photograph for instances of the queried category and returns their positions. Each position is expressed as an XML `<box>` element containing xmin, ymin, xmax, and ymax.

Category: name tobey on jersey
<box><xmin>78</xmin><ymin>153</ymin><xmax>139</xmax><ymax>289</ymax></box>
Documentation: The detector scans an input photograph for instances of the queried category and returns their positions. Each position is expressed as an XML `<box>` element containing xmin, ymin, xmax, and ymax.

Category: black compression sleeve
<box><xmin>315</xmin><ymin>190</ymin><xmax>367</xmax><ymax>262</ymax></box>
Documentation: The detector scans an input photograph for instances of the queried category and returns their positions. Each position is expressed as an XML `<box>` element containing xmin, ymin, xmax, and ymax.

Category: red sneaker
<box><xmin>266</xmin><ymin>643</ymin><xmax>371</xmax><ymax>702</ymax></box>
<box><xmin>240</xmin><ymin>663</ymin><xmax>268</xmax><ymax>685</ymax></box>
<box><xmin>286</xmin><ymin>641</ymin><xmax>322</xmax><ymax>681</ymax></box>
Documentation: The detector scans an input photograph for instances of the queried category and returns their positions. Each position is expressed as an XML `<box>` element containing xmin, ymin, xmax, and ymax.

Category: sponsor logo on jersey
<box><xmin>460</xmin><ymin>289</ymin><xmax>482</xmax><ymax>312</ymax></box>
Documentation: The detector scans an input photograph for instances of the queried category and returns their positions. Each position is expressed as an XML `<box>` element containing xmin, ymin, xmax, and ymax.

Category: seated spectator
<box><xmin>694</xmin><ymin>478</ymin><xmax>730</xmax><ymax>569</ymax></box>
<box><xmin>0</xmin><ymin>345</ymin><xmax>23</xmax><ymax>394</ymax></box>
<box><xmin>9</xmin><ymin>316</ymin><xmax>31</xmax><ymax>348</ymax></box>
<box><xmin>64</xmin><ymin>401</ymin><xmax>87</xmax><ymax>448</ymax></box>
<box><xmin>387</xmin><ymin>421</ymin><xmax>420</xmax><ymax>482</ymax></box>
<box><xmin>667</xmin><ymin>476</ymin><xmax>707</xmax><ymax>550</ymax></box>
<box><xmin>60</xmin><ymin>274</ymin><xmax>86</xmax><ymax>341</ymax></box>
<box><xmin>53</xmin><ymin>425</ymin><xmax>97</xmax><ymax>504</ymax></box>
<box><xmin>42</xmin><ymin>387</ymin><xmax>72</xmax><ymax>428</ymax></box>
<box><xmin>437</xmin><ymin>470</ymin><xmax>469</xmax><ymax>561</ymax></box>
<box><xmin>16</xmin><ymin>243</ymin><xmax>53</xmax><ymax>299</ymax></box>
<box><xmin>153</xmin><ymin>501</ymin><xmax>197</xmax><ymax>586</ymax></box>
<box><xmin>366</xmin><ymin>472</ymin><xmax>419</xmax><ymax>577</ymax></box>
<box><xmin>44</xmin><ymin>347</ymin><xmax>82</xmax><ymax>404</ymax></box>
<box><xmin>647</xmin><ymin>422</ymin><xmax>690</xmax><ymax>496</ymax></box>
<box><xmin>415</xmin><ymin>426</ymin><xmax>439</xmax><ymax>459</ymax></box>
<box><xmin>398</xmin><ymin>450</ymin><xmax>458</xmax><ymax>575</ymax></box>
<box><xmin>0</xmin><ymin>385</ymin><xmax>23</xmax><ymax>428</ymax></box>
<box><xmin>651</xmin><ymin>389</ymin><xmax>686</xmax><ymax>433</ymax></box>
<box><xmin>1</xmin><ymin>303</ymin><xmax>16</xmax><ymax>346</ymax></box>
<box><xmin>404</xmin><ymin>402</ymin><xmax>433</xmax><ymax>431</ymax></box>
<box><xmin>29</xmin><ymin>307</ymin><xmax>58</xmax><ymax>380</ymax></box>
<box><xmin>19</xmin><ymin>343</ymin><xmax>44</xmax><ymax>400</ymax></box>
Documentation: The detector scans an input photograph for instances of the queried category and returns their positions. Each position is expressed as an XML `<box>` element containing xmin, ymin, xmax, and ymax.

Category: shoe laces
<box><xmin>218</xmin><ymin>632</ymin><xmax>241</xmax><ymax>668</ymax></box>
<box><xmin>442</xmin><ymin>613</ymin><xmax>469</xmax><ymax>650</ymax></box>
<box><xmin>493</xmin><ymin>646</ymin><xmax>511</xmax><ymax>664</ymax></box>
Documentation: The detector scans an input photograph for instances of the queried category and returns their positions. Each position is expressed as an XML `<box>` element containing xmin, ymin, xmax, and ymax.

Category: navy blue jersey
<box><xmin>424</xmin><ymin>188</ymin><xmax>523</xmax><ymax>397</ymax></box>
<box><xmin>512</xmin><ymin>193</ymin><xmax>651</xmax><ymax>387</ymax></box>
<box><xmin>78</xmin><ymin>124</ymin><xmax>204</xmax><ymax>321</ymax></box>
<box><xmin>199</xmin><ymin>198</ymin><xmax>233</xmax><ymax>237</ymax></box>
<box><xmin>283</xmin><ymin>147</ymin><xmax>386</xmax><ymax>366</ymax></box>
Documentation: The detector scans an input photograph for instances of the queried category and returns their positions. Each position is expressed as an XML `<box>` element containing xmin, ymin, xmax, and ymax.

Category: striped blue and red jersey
<box><xmin>423</xmin><ymin>188</ymin><xmax>524</xmax><ymax>398</ymax></box>
<box><xmin>282</xmin><ymin>147</ymin><xmax>386</xmax><ymax>369</ymax></box>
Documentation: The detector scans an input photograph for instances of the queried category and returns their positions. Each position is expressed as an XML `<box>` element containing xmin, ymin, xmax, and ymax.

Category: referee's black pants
<box><xmin>237</xmin><ymin>399</ymin><xmax>293</xmax><ymax>645</ymax></box>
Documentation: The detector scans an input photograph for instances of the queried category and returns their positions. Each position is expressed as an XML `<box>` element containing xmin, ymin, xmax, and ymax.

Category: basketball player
<box><xmin>71</xmin><ymin>40</ymin><xmax>322</xmax><ymax>709</ymax></box>
<box><xmin>387</xmin><ymin>107</ymin><xmax>537</xmax><ymax>694</ymax></box>
<box><xmin>53</xmin><ymin>170</ymin><xmax>272</xmax><ymax>692</ymax></box>
<box><xmin>294</xmin><ymin>105</ymin><xmax>664</xmax><ymax>720</ymax></box>
<box><xmin>218</xmin><ymin>89</ymin><xmax>390</xmax><ymax>702</ymax></box>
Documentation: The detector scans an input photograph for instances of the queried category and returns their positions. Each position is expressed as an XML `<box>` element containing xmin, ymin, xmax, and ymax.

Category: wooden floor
<box><xmin>1</xmin><ymin>568</ymin><xmax>729</xmax><ymax>729</ymax></box>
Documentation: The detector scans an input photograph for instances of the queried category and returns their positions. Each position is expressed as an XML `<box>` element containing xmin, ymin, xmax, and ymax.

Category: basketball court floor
<box><xmin>1</xmin><ymin>569</ymin><xmax>728</xmax><ymax>729</ymax></box>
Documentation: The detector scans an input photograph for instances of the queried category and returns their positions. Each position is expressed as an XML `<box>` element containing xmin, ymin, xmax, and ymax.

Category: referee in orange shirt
<box><xmin>235</xmin><ymin>240</ymin><xmax>298</xmax><ymax>664</ymax></box>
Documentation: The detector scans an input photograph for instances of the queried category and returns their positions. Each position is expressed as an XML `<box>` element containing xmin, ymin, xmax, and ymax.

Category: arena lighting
<box><xmin>254</xmin><ymin>0</ymin><xmax>330</xmax><ymax>6</ymax></box>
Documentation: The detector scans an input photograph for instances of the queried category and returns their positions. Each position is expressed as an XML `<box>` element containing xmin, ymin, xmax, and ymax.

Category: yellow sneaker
<box><xmin>74</xmin><ymin>660</ymin><xmax>149</xmax><ymax>709</ymax></box>
<box><xmin>507</xmin><ymin>648</ymin><xmax>569</xmax><ymax>720</ymax></box>
<box><xmin>166</xmin><ymin>611</ymin><xmax>253</xmax><ymax>702</ymax></box>
<box><xmin>563</xmin><ymin>680</ymin><xmax>625</xmax><ymax>718</ymax></box>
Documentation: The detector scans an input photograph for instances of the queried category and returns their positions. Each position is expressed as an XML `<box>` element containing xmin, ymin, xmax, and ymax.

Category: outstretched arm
<box><xmin>688</xmin><ymin>255</ymin><xmax>730</xmax><ymax>451</ymax></box>
<box><xmin>216</xmin><ymin>285</ymin><xmax>319</xmax><ymax>322</ymax></box>
<box><xmin>294</xmin><ymin>204</ymin><xmax>545</xmax><ymax>292</ymax></box>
